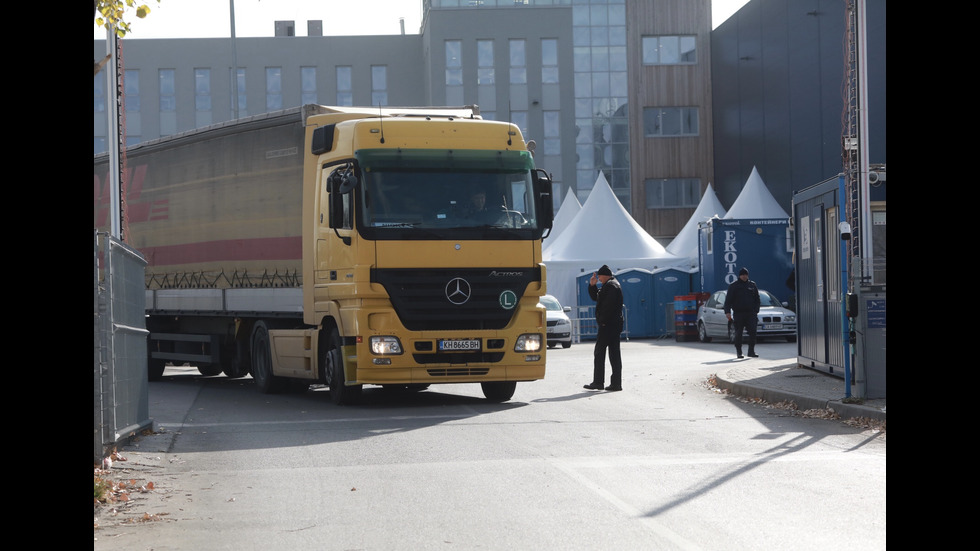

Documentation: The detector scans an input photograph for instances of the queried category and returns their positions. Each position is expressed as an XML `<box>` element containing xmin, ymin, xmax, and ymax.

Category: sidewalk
<box><xmin>713</xmin><ymin>361</ymin><xmax>886</xmax><ymax>422</ymax></box>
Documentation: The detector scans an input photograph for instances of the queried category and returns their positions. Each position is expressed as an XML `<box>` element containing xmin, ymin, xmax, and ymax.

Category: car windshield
<box><xmin>760</xmin><ymin>291</ymin><xmax>782</xmax><ymax>307</ymax></box>
<box><xmin>539</xmin><ymin>296</ymin><xmax>561</xmax><ymax>311</ymax></box>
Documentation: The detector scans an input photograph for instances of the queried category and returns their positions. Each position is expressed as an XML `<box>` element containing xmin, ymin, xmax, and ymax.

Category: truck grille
<box><xmin>372</xmin><ymin>267</ymin><xmax>540</xmax><ymax>331</ymax></box>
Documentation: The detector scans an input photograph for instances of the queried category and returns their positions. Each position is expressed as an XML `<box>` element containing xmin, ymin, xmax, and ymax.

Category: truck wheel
<box><xmin>325</xmin><ymin>328</ymin><xmax>361</xmax><ymax>405</ymax></box>
<box><xmin>148</xmin><ymin>358</ymin><xmax>165</xmax><ymax>381</ymax></box>
<box><xmin>251</xmin><ymin>321</ymin><xmax>285</xmax><ymax>394</ymax></box>
<box><xmin>481</xmin><ymin>381</ymin><xmax>516</xmax><ymax>402</ymax></box>
<box><xmin>197</xmin><ymin>364</ymin><xmax>223</xmax><ymax>377</ymax></box>
<box><xmin>221</xmin><ymin>338</ymin><xmax>251</xmax><ymax>379</ymax></box>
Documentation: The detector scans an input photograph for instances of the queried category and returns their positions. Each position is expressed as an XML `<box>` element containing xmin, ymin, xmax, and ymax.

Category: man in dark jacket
<box><xmin>584</xmin><ymin>264</ymin><xmax>624</xmax><ymax>391</ymax></box>
<box><xmin>723</xmin><ymin>267</ymin><xmax>761</xmax><ymax>358</ymax></box>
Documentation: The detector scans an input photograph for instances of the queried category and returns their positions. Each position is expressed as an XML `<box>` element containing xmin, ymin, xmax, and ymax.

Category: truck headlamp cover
<box><xmin>370</xmin><ymin>336</ymin><xmax>403</xmax><ymax>355</ymax></box>
<box><xmin>514</xmin><ymin>333</ymin><xmax>542</xmax><ymax>352</ymax></box>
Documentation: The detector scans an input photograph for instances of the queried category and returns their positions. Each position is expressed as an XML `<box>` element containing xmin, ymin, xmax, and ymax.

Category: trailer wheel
<box><xmin>325</xmin><ymin>328</ymin><xmax>361</xmax><ymax>405</ymax></box>
<box><xmin>197</xmin><ymin>364</ymin><xmax>223</xmax><ymax>377</ymax></box>
<box><xmin>251</xmin><ymin>321</ymin><xmax>285</xmax><ymax>394</ymax></box>
<box><xmin>148</xmin><ymin>358</ymin><xmax>165</xmax><ymax>381</ymax></box>
<box><xmin>221</xmin><ymin>338</ymin><xmax>251</xmax><ymax>379</ymax></box>
<box><xmin>481</xmin><ymin>381</ymin><xmax>516</xmax><ymax>402</ymax></box>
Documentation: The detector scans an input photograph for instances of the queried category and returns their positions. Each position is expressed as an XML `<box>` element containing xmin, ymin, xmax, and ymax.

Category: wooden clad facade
<box><xmin>627</xmin><ymin>0</ymin><xmax>714</xmax><ymax>242</ymax></box>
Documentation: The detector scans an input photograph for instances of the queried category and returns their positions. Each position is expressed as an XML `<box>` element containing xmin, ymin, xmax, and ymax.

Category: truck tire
<box><xmin>325</xmin><ymin>328</ymin><xmax>361</xmax><ymax>405</ymax></box>
<box><xmin>481</xmin><ymin>381</ymin><xmax>516</xmax><ymax>402</ymax></box>
<box><xmin>221</xmin><ymin>338</ymin><xmax>251</xmax><ymax>379</ymax></box>
<box><xmin>197</xmin><ymin>364</ymin><xmax>224</xmax><ymax>377</ymax></box>
<box><xmin>250</xmin><ymin>321</ymin><xmax>286</xmax><ymax>394</ymax></box>
<box><xmin>148</xmin><ymin>358</ymin><xmax>166</xmax><ymax>381</ymax></box>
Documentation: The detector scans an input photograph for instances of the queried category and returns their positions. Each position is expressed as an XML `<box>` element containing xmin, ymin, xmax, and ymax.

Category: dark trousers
<box><xmin>732</xmin><ymin>312</ymin><xmax>758</xmax><ymax>352</ymax></box>
<box><xmin>593</xmin><ymin>325</ymin><xmax>623</xmax><ymax>387</ymax></box>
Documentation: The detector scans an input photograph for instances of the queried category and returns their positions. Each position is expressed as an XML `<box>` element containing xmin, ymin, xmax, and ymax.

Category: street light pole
<box><xmin>230</xmin><ymin>0</ymin><xmax>239</xmax><ymax>120</ymax></box>
<box><xmin>105</xmin><ymin>25</ymin><xmax>122</xmax><ymax>239</ymax></box>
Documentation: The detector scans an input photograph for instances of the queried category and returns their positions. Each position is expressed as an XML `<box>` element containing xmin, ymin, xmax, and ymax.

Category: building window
<box><xmin>195</xmin><ymin>68</ymin><xmax>211</xmax><ymax>111</ymax></box>
<box><xmin>159</xmin><ymin>69</ymin><xmax>175</xmax><ymax>112</ymax></box>
<box><xmin>645</xmin><ymin>178</ymin><xmax>702</xmax><ymax>209</ymax></box>
<box><xmin>642</xmin><ymin>35</ymin><xmax>697</xmax><ymax>65</ymax></box>
<box><xmin>301</xmin><ymin>67</ymin><xmax>317</xmax><ymax>104</ymax></box>
<box><xmin>159</xmin><ymin>69</ymin><xmax>176</xmax><ymax>135</ymax></box>
<box><xmin>511</xmin><ymin>110</ymin><xmax>527</xmax><ymax>138</ymax></box>
<box><xmin>477</xmin><ymin>39</ymin><xmax>494</xmax><ymax>85</ymax></box>
<box><xmin>94</xmin><ymin>73</ymin><xmax>106</xmax><ymax>113</ymax></box>
<box><xmin>445</xmin><ymin>40</ymin><xmax>462</xmax><ymax>85</ymax></box>
<box><xmin>124</xmin><ymin>69</ymin><xmax>139</xmax><ymax>111</ymax></box>
<box><xmin>231</xmin><ymin>68</ymin><xmax>247</xmax><ymax>117</ymax></box>
<box><xmin>266</xmin><ymin>67</ymin><xmax>282</xmax><ymax>111</ymax></box>
<box><xmin>509</xmin><ymin>39</ymin><xmax>526</xmax><ymax>84</ymax></box>
<box><xmin>543</xmin><ymin>110</ymin><xmax>560</xmax><ymax>155</ymax></box>
<box><xmin>541</xmin><ymin>38</ymin><xmax>558</xmax><ymax>84</ymax></box>
<box><xmin>643</xmin><ymin>107</ymin><xmax>699</xmax><ymax>137</ymax></box>
<box><xmin>371</xmin><ymin>65</ymin><xmax>387</xmax><ymax>106</ymax></box>
<box><xmin>336</xmin><ymin>66</ymin><xmax>352</xmax><ymax>106</ymax></box>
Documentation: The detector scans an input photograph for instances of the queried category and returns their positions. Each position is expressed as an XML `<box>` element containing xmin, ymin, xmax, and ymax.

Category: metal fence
<box><xmin>94</xmin><ymin>231</ymin><xmax>152</xmax><ymax>463</ymax></box>
<box><xmin>571</xmin><ymin>305</ymin><xmax>629</xmax><ymax>342</ymax></box>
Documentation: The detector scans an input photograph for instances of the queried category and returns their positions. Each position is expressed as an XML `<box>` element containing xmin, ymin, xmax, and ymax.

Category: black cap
<box><xmin>739</xmin><ymin>267</ymin><xmax>749</xmax><ymax>277</ymax></box>
<box><xmin>597</xmin><ymin>265</ymin><xmax>612</xmax><ymax>276</ymax></box>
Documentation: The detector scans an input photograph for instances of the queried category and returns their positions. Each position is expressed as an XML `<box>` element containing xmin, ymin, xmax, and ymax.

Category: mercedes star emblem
<box><xmin>445</xmin><ymin>277</ymin><xmax>471</xmax><ymax>305</ymax></box>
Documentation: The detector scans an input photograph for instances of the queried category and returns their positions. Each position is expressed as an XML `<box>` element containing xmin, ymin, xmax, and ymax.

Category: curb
<box><xmin>714</xmin><ymin>376</ymin><xmax>886</xmax><ymax>423</ymax></box>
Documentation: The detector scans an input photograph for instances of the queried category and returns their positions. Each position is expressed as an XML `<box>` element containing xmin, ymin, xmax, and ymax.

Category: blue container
<box><xmin>697</xmin><ymin>217</ymin><xmax>793</xmax><ymax>300</ymax></box>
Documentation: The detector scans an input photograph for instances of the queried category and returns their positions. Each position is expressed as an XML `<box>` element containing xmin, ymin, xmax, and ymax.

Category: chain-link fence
<box><xmin>94</xmin><ymin>231</ymin><xmax>152</xmax><ymax>463</ymax></box>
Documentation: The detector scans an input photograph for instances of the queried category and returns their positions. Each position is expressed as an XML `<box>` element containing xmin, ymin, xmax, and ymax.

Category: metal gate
<box><xmin>94</xmin><ymin>231</ymin><xmax>152</xmax><ymax>462</ymax></box>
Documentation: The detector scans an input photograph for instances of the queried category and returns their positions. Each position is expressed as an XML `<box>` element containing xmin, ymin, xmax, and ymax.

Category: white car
<box><xmin>696</xmin><ymin>289</ymin><xmax>797</xmax><ymax>343</ymax></box>
<box><xmin>539</xmin><ymin>294</ymin><xmax>572</xmax><ymax>348</ymax></box>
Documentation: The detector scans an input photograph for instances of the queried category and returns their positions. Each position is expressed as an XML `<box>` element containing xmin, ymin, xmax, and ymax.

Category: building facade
<box><xmin>95</xmin><ymin>0</ymin><xmax>717</xmax><ymax>244</ymax></box>
<box><xmin>94</xmin><ymin>0</ymin><xmax>885</xmax><ymax>246</ymax></box>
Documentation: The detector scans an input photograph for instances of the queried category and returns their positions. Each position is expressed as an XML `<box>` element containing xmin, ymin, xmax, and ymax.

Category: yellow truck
<box><xmin>94</xmin><ymin>104</ymin><xmax>554</xmax><ymax>404</ymax></box>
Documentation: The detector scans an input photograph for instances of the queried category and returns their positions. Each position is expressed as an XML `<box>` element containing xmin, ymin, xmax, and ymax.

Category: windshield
<box><xmin>354</xmin><ymin>148</ymin><xmax>540</xmax><ymax>240</ymax></box>
<box><xmin>539</xmin><ymin>296</ymin><xmax>561</xmax><ymax>311</ymax></box>
<box><xmin>760</xmin><ymin>291</ymin><xmax>782</xmax><ymax>307</ymax></box>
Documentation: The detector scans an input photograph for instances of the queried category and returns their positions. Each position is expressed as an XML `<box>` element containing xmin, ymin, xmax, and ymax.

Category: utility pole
<box><xmin>105</xmin><ymin>25</ymin><xmax>122</xmax><ymax>239</ymax></box>
<box><xmin>230</xmin><ymin>0</ymin><xmax>239</xmax><ymax>120</ymax></box>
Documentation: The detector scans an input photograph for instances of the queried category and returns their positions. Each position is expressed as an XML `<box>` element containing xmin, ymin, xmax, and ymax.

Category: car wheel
<box><xmin>697</xmin><ymin>322</ymin><xmax>712</xmax><ymax>343</ymax></box>
<box><xmin>561</xmin><ymin>341</ymin><xmax>571</xmax><ymax>349</ymax></box>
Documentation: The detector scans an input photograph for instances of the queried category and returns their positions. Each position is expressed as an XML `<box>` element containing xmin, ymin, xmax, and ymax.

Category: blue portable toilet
<box><xmin>617</xmin><ymin>269</ymin><xmax>654</xmax><ymax>338</ymax></box>
<box><xmin>697</xmin><ymin>217</ymin><xmax>794</xmax><ymax>300</ymax></box>
<box><xmin>576</xmin><ymin>267</ymin><xmax>695</xmax><ymax>339</ymax></box>
<box><xmin>650</xmin><ymin>267</ymin><xmax>697</xmax><ymax>336</ymax></box>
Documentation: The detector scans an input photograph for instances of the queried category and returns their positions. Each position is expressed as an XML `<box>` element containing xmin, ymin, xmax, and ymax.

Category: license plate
<box><xmin>438</xmin><ymin>339</ymin><xmax>481</xmax><ymax>351</ymax></box>
<box><xmin>764</xmin><ymin>323</ymin><xmax>783</xmax><ymax>330</ymax></box>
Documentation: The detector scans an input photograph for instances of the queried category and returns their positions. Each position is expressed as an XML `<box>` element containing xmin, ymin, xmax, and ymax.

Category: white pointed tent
<box><xmin>542</xmin><ymin>172</ymin><xmax>686</xmax><ymax>309</ymax></box>
<box><xmin>724</xmin><ymin>166</ymin><xmax>789</xmax><ymax>219</ymax></box>
<box><xmin>542</xmin><ymin>188</ymin><xmax>582</xmax><ymax>255</ymax></box>
<box><xmin>665</xmin><ymin>183</ymin><xmax>726</xmax><ymax>265</ymax></box>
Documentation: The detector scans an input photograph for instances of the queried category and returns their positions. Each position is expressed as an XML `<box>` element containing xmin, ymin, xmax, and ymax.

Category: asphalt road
<box><xmin>95</xmin><ymin>337</ymin><xmax>886</xmax><ymax>550</ymax></box>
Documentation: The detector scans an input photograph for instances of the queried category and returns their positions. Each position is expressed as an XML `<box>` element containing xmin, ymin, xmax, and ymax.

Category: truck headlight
<box><xmin>369</xmin><ymin>336</ymin><xmax>403</xmax><ymax>355</ymax></box>
<box><xmin>515</xmin><ymin>333</ymin><xmax>542</xmax><ymax>352</ymax></box>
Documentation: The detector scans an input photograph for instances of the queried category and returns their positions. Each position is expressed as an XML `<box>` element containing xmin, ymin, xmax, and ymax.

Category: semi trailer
<box><xmin>94</xmin><ymin>104</ymin><xmax>554</xmax><ymax>404</ymax></box>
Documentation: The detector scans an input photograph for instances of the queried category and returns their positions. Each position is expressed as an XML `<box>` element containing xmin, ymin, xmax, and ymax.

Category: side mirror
<box><xmin>535</xmin><ymin>169</ymin><xmax>554</xmax><ymax>230</ymax></box>
<box><xmin>338</xmin><ymin>171</ymin><xmax>358</xmax><ymax>194</ymax></box>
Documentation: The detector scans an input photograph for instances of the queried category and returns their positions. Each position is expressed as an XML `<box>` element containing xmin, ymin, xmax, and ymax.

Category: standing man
<box><xmin>583</xmin><ymin>264</ymin><xmax>624</xmax><ymax>391</ymax></box>
<box><xmin>723</xmin><ymin>267</ymin><xmax>761</xmax><ymax>358</ymax></box>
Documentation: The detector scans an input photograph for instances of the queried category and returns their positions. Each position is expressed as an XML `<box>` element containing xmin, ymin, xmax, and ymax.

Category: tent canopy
<box><xmin>665</xmin><ymin>183</ymin><xmax>726</xmax><ymax>264</ymax></box>
<box><xmin>725</xmin><ymin>166</ymin><xmax>789</xmax><ymax>219</ymax></box>
<box><xmin>543</xmin><ymin>172</ymin><xmax>686</xmax><ymax>308</ymax></box>
<box><xmin>542</xmin><ymin>188</ymin><xmax>581</xmax><ymax>255</ymax></box>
